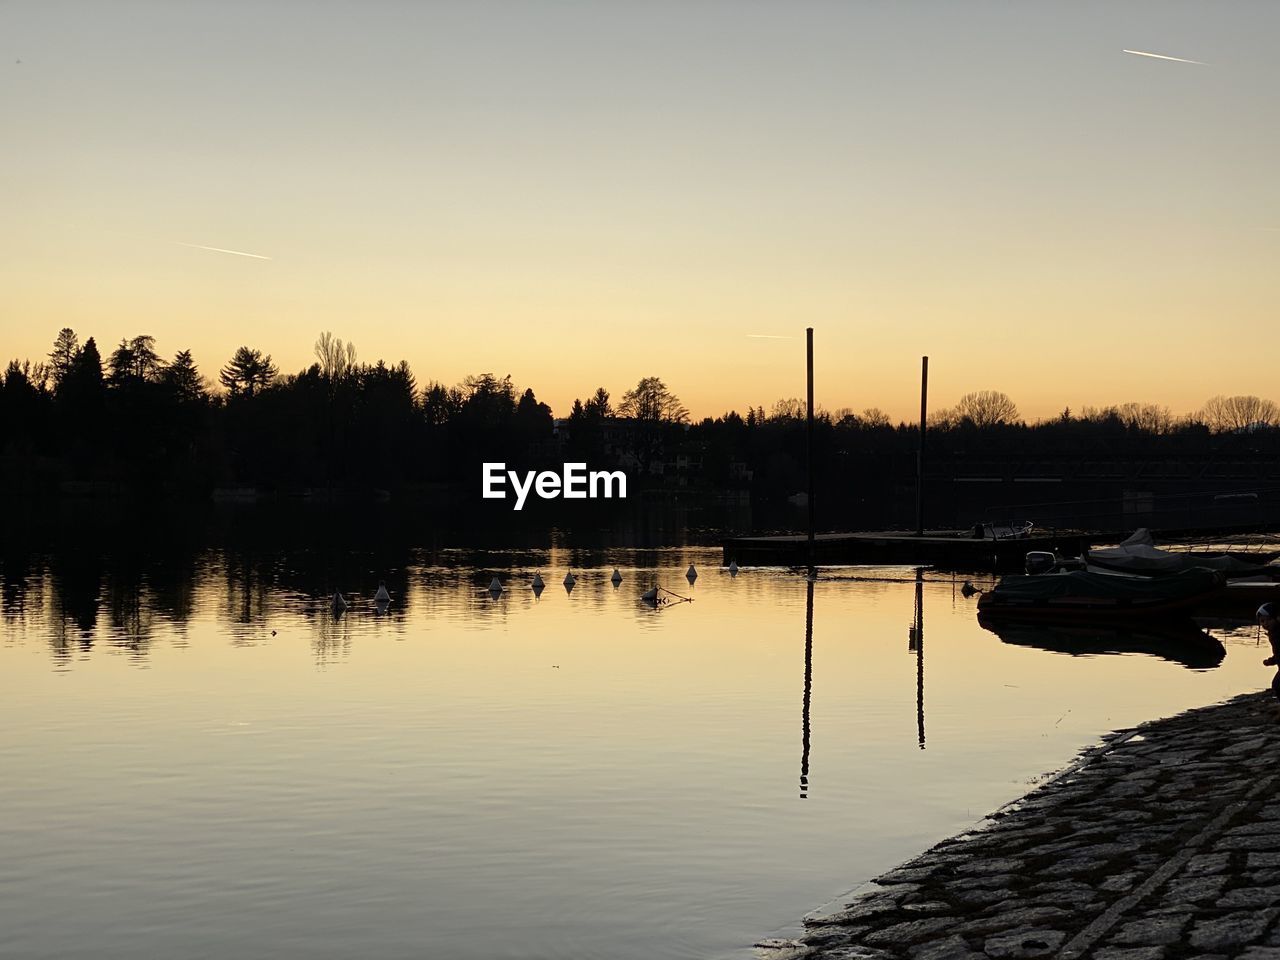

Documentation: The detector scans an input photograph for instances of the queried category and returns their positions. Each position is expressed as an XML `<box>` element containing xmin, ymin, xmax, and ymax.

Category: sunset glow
<box><xmin>4</xmin><ymin>2</ymin><xmax>1278</xmax><ymax>421</ymax></box>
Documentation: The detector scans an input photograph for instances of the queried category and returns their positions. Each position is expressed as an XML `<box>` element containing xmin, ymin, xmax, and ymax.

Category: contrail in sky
<box><xmin>174</xmin><ymin>240</ymin><xmax>272</xmax><ymax>260</ymax></box>
<box><xmin>747</xmin><ymin>334</ymin><xmax>794</xmax><ymax>340</ymax></box>
<box><xmin>1123</xmin><ymin>49</ymin><xmax>1206</xmax><ymax>65</ymax></box>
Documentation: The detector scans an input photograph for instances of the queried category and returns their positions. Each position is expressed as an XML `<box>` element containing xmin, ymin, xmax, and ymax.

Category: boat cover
<box><xmin>989</xmin><ymin>567</ymin><xmax>1225</xmax><ymax>602</ymax></box>
<box><xmin>1086</xmin><ymin>529</ymin><xmax>1270</xmax><ymax>577</ymax></box>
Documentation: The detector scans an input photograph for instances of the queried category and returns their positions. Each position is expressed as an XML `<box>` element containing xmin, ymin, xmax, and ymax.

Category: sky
<box><xmin>3</xmin><ymin>1</ymin><xmax>1278</xmax><ymax>423</ymax></box>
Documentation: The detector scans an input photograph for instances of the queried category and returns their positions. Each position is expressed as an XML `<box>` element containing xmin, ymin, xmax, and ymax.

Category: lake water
<box><xmin>0</xmin><ymin>544</ymin><xmax>1268</xmax><ymax>960</ymax></box>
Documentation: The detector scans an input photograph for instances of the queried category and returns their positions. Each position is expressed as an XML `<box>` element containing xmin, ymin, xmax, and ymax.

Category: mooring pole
<box><xmin>806</xmin><ymin>328</ymin><xmax>815</xmax><ymax>567</ymax></box>
<box><xmin>916</xmin><ymin>355</ymin><xmax>928</xmax><ymax>537</ymax></box>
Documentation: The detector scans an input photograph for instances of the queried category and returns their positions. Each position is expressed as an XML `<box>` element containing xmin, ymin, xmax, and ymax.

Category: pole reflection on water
<box><xmin>908</xmin><ymin>567</ymin><xmax>926</xmax><ymax>750</ymax></box>
<box><xmin>800</xmin><ymin>575</ymin><xmax>813</xmax><ymax>799</ymax></box>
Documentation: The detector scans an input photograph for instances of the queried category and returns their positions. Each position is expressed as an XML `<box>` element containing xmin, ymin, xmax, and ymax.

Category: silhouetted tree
<box><xmin>584</xmin><ymin>387</ymin><xmax>612</xmax><ymax>419</ymax></box>
<box><xmin>1200</xmin><ymin>395</ymin><xmax>1279</xmax><ymax>433</ymax></box>
<box><xmin>108</xmin><ymin>335</ymin><xmax>164</xmax><ymax>386</ymax></box>
<box><xmin>860</xmin><ymin>407</ymin><xmax>892</xmax><ymax>428</ymax></box>
<box><xmin>48</xmin><ymin>328</ymin><xmax>79</xmax><ymax>389</ymax></box>
<box><xmin>315</xmin><ymin>331</ymin><xmax>357</xmax><ymax>382</ymax></box>
<box><xmin>516</xmin><ymin>387</ymin><xmax>553</xmax><ymax>433</ymax></box>
<box><xmin>421</xmin><ymin>381</ymin><xmax>463</xmax><ymax>427</ymax></box>
<box><xmin>770</xmin><ymin>398</ymin><xmax>806</xmax><ymax>421</ymax></box>
<box><xmin>458</xmin><ymin>373</ymin><xmax>517</xmax><ymax>428</ymax></box>
<box><xmin>163</xmin><ymin>350</ymin><xmax>207</xmax><ymax>405</ymax></box>
<box><xmin>955</xmin><ymin>390</ymin><xmax>1019</xmax><ymax>427</ymax></box>
<box><xmin>219</xmin><ymin>347</ymin><xmax>277</xmax><ymax>397</ymax></box>
<box><xmin>619</xmin><ymin>376</ymin><xmax>688</xmax><ymax>423</ymax></box>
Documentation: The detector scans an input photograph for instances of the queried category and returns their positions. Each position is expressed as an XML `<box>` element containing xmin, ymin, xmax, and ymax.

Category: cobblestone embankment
<box><xmin>775</xmin><ymin>691</ymin><xmax>1280</xmax><ymax>960</ymax></box>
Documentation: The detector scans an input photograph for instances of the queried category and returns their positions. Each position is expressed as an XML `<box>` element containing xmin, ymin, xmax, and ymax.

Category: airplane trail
<box><xmin>747</xmin><ymin>334</ymin><xmax>794</xmax><ymax>340</ymax></box>
<box><xmin>174</xmin><ymin>241</ymin><xmax>272</xmax><ymax>260</ymax></box>
<box><xmin>1122</xmin><ymin>49</ymin><xmax>1206</xmax><ymax>65</ymax></box>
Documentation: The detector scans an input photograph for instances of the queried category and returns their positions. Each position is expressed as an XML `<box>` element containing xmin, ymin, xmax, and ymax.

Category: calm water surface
<box><xmin>0</xmin><ymin>546</ymin><xmax>1268</xmax><ymax>959</ymax></box>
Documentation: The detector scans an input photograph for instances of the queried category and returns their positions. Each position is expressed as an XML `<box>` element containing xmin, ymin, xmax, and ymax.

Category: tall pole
<box><xmin>916</xmin><ymin>356</ymin><xmax>929</xmax><ymax>536</ymax></box>
<box><xmin>806</xmin><ymin>328</ymin><xmax>815</xmax><ymax>565</ymax></box>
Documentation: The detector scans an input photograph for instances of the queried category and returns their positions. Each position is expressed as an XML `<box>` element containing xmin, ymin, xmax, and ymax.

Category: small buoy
<box><xmin>489</xmin><ymin>577</ymin><xmax>503</xmax><ymax>594</ymax></box>
<box><xmin>728</xmin><ymin>560</ymin><xmax>739</xmax><ymax>576</ymax></box>
<box><xmin>331</xmin><ymin>591</ymin><xmax>348</xmax><ymax>611</ymax></box>
<box><xmin>374</xmin><ymin>581</ymin><xmax>391</xmax><ymax>604</ymax></box>
<box><xmin>641</xmin><ymin>586</ymin><xmax>659</xmax><ymax>604</ymax></box>
<box><xmin>611</xmin><ymin>568</ymin><xmax>622</xmax><ymax>585</ymax></box>
<box><xmin>686</xmin><ymin>564</ymin><xmax>698</xmax><ymax>582</ymax></box>
<box><xmin>531</xmin><ymin>572</ymin><xmax>544</xmax><ymax>589</ymax></box>
<box><xmin>564</xmin><ymin>571</ymin><xmax>576</xmax><ymax>588</ymax></box>
<box><xmin>270</xmin><ymin>629</ymin><xmax>277</xmax><ymax>637</ymax></box>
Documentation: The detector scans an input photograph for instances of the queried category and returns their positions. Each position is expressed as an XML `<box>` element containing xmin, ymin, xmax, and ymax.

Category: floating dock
<box><xmin>721</xmin><ymin>530</ymin><xmax>1098</xmax><ymax>569</ymax></box>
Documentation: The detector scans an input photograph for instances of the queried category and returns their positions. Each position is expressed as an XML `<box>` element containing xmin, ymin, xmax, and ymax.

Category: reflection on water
<box><xmin>801</xmin><ymin>578</ymin><xmax>813</xmax><ymax>799</ymax></box>
<box><xmin>912</xmin><ymin>569</ymin><xmax>926</xmax><ymax>750</ymax></box>
<box><xmin>978</xmin><ymin>615</ymin><xmax>1229</xmax><ymax>670</ymax></box>
<box><xmin>0</xmin><ymin>542</ymin><xmax>1271</xmax><ymax>960</ymax></box>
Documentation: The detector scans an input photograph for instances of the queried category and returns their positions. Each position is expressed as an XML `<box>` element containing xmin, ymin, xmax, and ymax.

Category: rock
<box><xmin>1110</xmin><ymin>810</ymin><xmax>1155</xmax><ymax>823</ymax></box>
<box><xmin>952</xmin><ymin>888</ymin><xmax>1013</xmax><ymax>908</ymax></box>
<box><xmin>1184</xmin><ymin>853</ymin><xmax>1232</xmax><ymax>876</ymax></box>
<box><xmin>982</xmin><ymin>928</ymin><xmax>1065</xmax><ymax>958</ymax></box>
<box><xmin>1040</xmin><ymin>857</ymin><xmax>1112</xmax><ymax>878</ymax></box>
<box><xmin>1189</xmin><ymin>909</ymin><xmax>1280</xmax><ymax>951</ymax></box>
<box><xmin>881</xmin><ymin>864</ymin><xmax>948</xmax><ymax>884</ymax></box>
<box><xmin>807</xmin><ymin>899</ymin><xmax>899</xmax><ymax>926</ymax></box>
<box><xmin>1027</xmin><ymin>888</ymin><xmax>1096</xmax><ymax>912</ymax></box>
<box><xmin>1165</xmin><ymin>875</ymin><xmax>1229</xmax><ymax>902</ymax></box>
<box><xmin>1094</xmin><ymin>948</ymin><xmax>1167</xmax><ymax>960</ymax></box>
<box><xmin>909</xmin><ymin>935</ymin><xmax>984</xmax><ymax>960</ymax></box>
<box><xmin>903</xmin><ymin>902</ymin><xmax>955</xmax><ymax>915</ymax></box>
<box><xmin>1099</xmin><ymin>871</ymin><xmax>1145</xmax><ymax>893</ymax></box>
<box><xmin>948</xmin><ymin>875</ymin><xmax>1021</xmax><ymax>891</ymax></box>
<box><xmin>1108</xmin><ymin>782</ymin><xmax>1153</xmax><ymax>798</ymax></box>
<box><xmin>1222</xmin><ymin>735</ymin><xmax>1270</xmax><ymax>756</ymax></box>
<box><xmin>1240</xmin><ymin>949</ymin><xmax>1280</xmax><ymax>960</ymax></box>
<box><xmin>810</xmin><ymin>946</ymin><xmax>895</xmax><ymax>960</ymax></box>
<box><xmin>1217</xmin><ymin>886</ymin><xmax>1280</xmax><ymax>909</ymax></box>
<box><xmin>1215</xmin><ymin>835</ymin><xmax>1280</xmax><ymax>851</ymax></box>
<box><xmin>1112</xmin><ymin>915</ymin><xmax>1190</xmax><ymax>946</ymax></box>
<box><xmin>864</xmin><ymin>882</ymin><xmax>923</xmax><ymax>901</ymax></box>
<box><xmin>863</xmin><ymin>917</ymin><xmax>958</xmax><ymax>947</ymax></box>
<box><xmin>956</xmin><ymin>906</ymin><xmax>1071</xmax><ymax>936</ymax></box>
<box><xmin>956</xmin><ymin>859</ymin><xmax>1024</xmax><ymax>876</ymax></box>
<box><xmin>978</xmin><ymin>905</ymin><xmax>1072</xmax><ymax>926</ymax></box>
<box><xmin>803</xmin><ymin>928</ymin><xmax>856</xmax><ymax>948</ymax></box>
<box><xmin>1227</xmin><ymin>823</ymin><xmax>1280</xmax><ymax>837</ymax></box>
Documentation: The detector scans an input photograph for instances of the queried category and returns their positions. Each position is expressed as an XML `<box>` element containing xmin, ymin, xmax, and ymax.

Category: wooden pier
<box><xmin>721</xmin><ymin>529</ymin><xmax>1099</xmax><ymax>569</ymax></box>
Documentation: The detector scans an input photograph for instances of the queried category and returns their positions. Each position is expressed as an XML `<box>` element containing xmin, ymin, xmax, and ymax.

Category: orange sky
<box><xmin>3</xmin><ymin>2</ymin><xmax>1278</xmax><ymax>422</ymax></box>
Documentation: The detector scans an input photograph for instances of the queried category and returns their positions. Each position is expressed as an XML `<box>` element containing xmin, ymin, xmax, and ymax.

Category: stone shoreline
<box><xmin>769</xmin><ymin>691</ymin><xmax>1280</xmax><ymax>960</ymax></box>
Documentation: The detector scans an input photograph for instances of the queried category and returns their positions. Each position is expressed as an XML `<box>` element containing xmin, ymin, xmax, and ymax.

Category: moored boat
<box><xmin>976</xmin><ymin>567</ymin><xmax>1226</xmax><ymax>620</ymax></box>
<box><xmin>1084</xmin><ymin>528</ymin><xmax>1278</xmax><ymax>580</ymax></box>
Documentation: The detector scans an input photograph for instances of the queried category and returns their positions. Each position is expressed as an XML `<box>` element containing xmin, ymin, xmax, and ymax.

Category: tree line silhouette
<box><xmin>3</xmin><ymin>327</ymin><xmax>1279</xmax><ymax>509</ymax></box>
